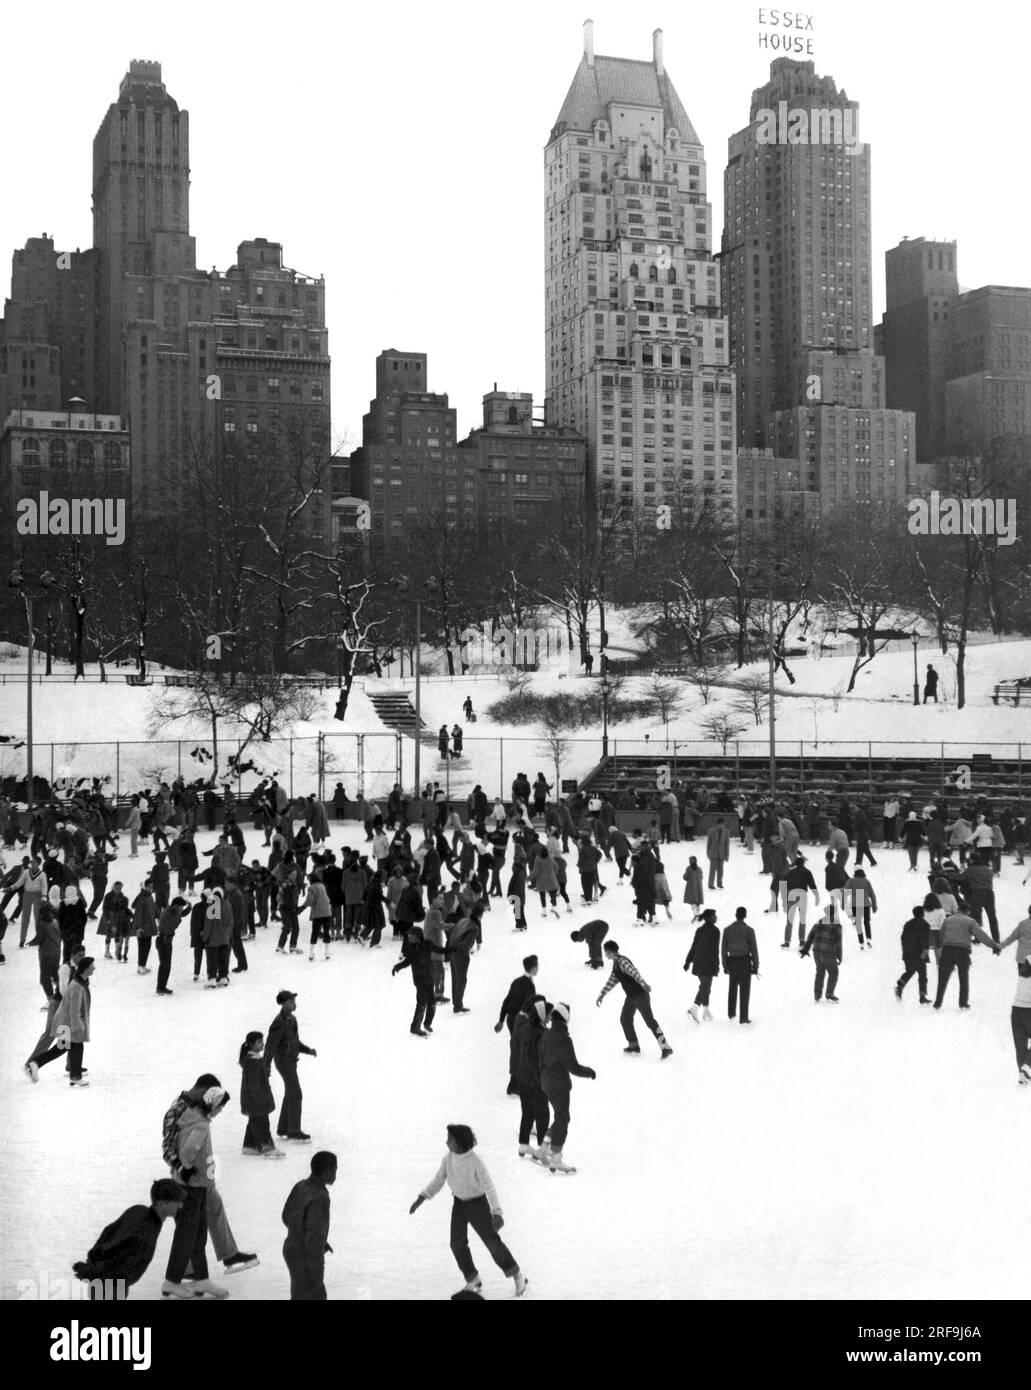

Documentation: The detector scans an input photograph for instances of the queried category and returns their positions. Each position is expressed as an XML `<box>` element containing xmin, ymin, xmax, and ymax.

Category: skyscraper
<box><xmin>545</xmin><ymin>22</ymin><xmax>736</xmax><ymax>521</ymax></box>
<box><xmin>722</xmin><ymin>58</ymin><xmax>914</xmax><ymax>513</ymax></box>
<box><xmin>0</xmin><ymin>61</ymin><xmax>331</xmax><ymax>522</ymax></box>
<box><xmin>879</xmin><ymin>237</ymin><xmax>958</xmax><ymax>462</ymax></box>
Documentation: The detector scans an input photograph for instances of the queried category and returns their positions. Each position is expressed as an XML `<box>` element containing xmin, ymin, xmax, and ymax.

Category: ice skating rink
<box><xmin>2</xmin><ymin>823</ymin><xmax>1027</xmax><ymax>1301</ymax></box>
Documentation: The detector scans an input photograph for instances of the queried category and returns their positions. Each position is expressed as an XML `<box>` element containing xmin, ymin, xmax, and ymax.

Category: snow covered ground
<box><xmin>2</xmin><ymin>820</ymin><xmax>1029</xmax><ymax>1302</ymax></box>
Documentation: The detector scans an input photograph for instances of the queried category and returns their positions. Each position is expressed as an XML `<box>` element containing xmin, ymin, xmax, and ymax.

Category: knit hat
<box><xmin>48</xmin><ymin>885</ymin><xmax>62</xmax><ymax>906</ymax></box>
<box><xmin>63</xmin><ymin>886</ymin><xmax>78</xmax><ymax>903</ymax></box>
<box><xmin>552</xmin><ymin>1001</ymin><xmax>570</xmax><ymax>1022</ymax></box>
<box><xmin>201</xmin><ymin>1086</ymin><xmax>228</xmax><ymax>1113</ymax></box>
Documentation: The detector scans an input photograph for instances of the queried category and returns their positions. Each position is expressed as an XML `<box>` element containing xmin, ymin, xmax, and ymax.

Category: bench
<box><xmin>992</xmin><ymin>680</ymin><xmax>1031</xmax><ymax>706</ymax></box>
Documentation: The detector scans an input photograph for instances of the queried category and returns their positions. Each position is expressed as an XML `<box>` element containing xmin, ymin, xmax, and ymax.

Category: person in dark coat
<box><xmin>923</xmin><ymin>664</ymin><xmax>939</xmax><ymax>703</ymax></box>
<box><xmin>510</xmin><ymin>998</ymin><xmax>551</xmax><ymax>1159</ymax></box>
<box><xmin>721</xmin><ymin>907</ymin><xmax>759</xmax><ymax>1025</ymax></box>
<box><xmin>28</xmin><ymin>903</ymin><xmax>61</xmax><ymax>1001</ymax></box>
<box><xmin>800</xmin><ymin>904</ymin><xmax>843</xmax><ymax>1002</ymax></box>
<box><xmin>264</xmin><ymin>991</ymin><xmax>317</xmax><ymax>1141</ymax></box>
<box><xmin>570</xmin><ymin>918</ymin><xmax>608</xmax><ymax>968</ymax></box>
<box><xmin>957</xmin><ymin>853</ymin><xmax>1000</xmax><ymax>943</ymax></box>
<box><xmin>438</xmin><ymin>726</ymin><xmax>450</xmax><ymax>759</ymax></box>
<box><xmin>73</xmin><ymin>1179</ymin><xmax>187</xmax><ymax>1299</ymax></box>
<box><xmin>131</xmin><ymin>881</ymin><xmax>157</xmax><ymax>974</ymax></box>
<box><xmin>239</xmin><ymin>1030</ymin><xmax>282</xmax><ymax>1156</ymax></box>
<box><xmin>392</xmin><ymin>926</ymin><xmax>437</xmax><ymax>1036</ymax></box>
<box><xmin>282</xmin><ymin>1151</ymin><xmax>337</xmax><ymax>1300</ymax></box>
<box><xmin>538</xmin><ymin>1003</ymin><xmax>595</xmax><ymax>1172</ymax></box>
<box><xmin>494</xmin><ymin>956</ymin><xmax>539</xmax><ymax>1094</ymax></box>
<box><xmin>155</xmin><ymin>897</ymin><xmax>190</xmax><ymax>996</ymax></box>
<box><xmin>630</xmin><ymin>844</ymin><xmax>657</xmax><ymax>923</ymax></box>
<box><xmin>896</xmin><ymin>905</ymin><xmax>931</xmax><ymax>1003</ymax></box>
<box><xmin>684</xmin><ymin>908</ymin><xmax>720</xmax><ymax>1021</ymax></box>
<box><xmin>58</xmin><ymin>885</ymin><xmax>88</xmax><ymax>965</ymax></box>
<box><xmin>852</xmin><ymin>806</ymin><xmax>877</xmax><ymax>868</ymax></box>
<box><xmin>360</xmin><ymin>870</ymin><xmax>387</xmax><ymax>948</ymax></box>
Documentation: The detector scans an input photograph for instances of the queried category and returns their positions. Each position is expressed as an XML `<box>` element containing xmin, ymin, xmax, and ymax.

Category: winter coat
<box><xmin>449</xmin><ymin>915</ymin><xmax>480</xmax><ymax>957</ymax></box>
<box><xmin>721</xmin><ymin>921</ymin><xmax>759</xmax><ymax>973</ymax></box>
<box><xmin>201</xmin><ymin>896</ymin><xmax>232</xmax><ymax>948</ymax></box>
<box><xmin>392</xmin><ymin>936</ymin><xmax>435</xmax><ymax>987</ymax></box>
<box><xmin>188</xmin><ymin>900</ymin><xmax>208</xmax><ymax>948</ymax></box>
<box><xmin>510</xmin><ymin>1012</ymin><xmax>546</xmax><ymax>1089</ymax></box>
<box><xmin>684</xmin><ymin>923</ymin><xmax>720</xmax><ymax>978</ymax></box>
<box><xmin>304</xmin><ymin>882</ymin><xmax>331</xmax><ymax>918</ymax></box>
<box><xmin>843</xmin><ymin>875</ymin><xmax>877</xmax><ymax>915</ymax></box>
<box><xmin>654</xmin><ymin>870</ymin><xmax>672</xmax><ymax>905</ymax></box>
<box><xmin>53</xmin><ymin>976</ymin><xmax>91</xmax><ymax>1044</ymax></box>
<box><xmin>901</xmin><ymin>916</ymin><xmax>930</xmax><ymax>960</ymax></box>
<box><xmin>31</xmin><ymin>913</ymin><xmax>61</xmax><ymax>962</ymax></box>
<box><xmin>157</xmin><ymin>905</ymin><xmax>184</xmax><ymax>941</ymax></box>
<box><xmin>497</xmin><ymin>974</ymin><xmax>536</xmax><ymax>1030</ymax></box>
<box><xmin>959</xmin><ymin>863</ymin><xmax>995</xmax><ymax>903</ymax></box>
<box><xmin>801</xmin><ymin>914</ymin><xmax>843</xmax><ymax>964</ymax></box>
<box><xmin>131</xmin><ymin>892</ymin><xmax>157</xmax><ymax>937</ymax></box>
<box><xmin>576</xmin><ymin>841</ymin><xmax>601</xmax><ymax>874</ymax></box>
<box><xmin>281</xmin><ymin>1177</ymin><xmax>332</xmax><ymax>1281</ymax></box>
<box><xmin>308</xmin><ymin>802</ymin><xmax>330</xmax><ymax>842</ymax></box>
<box><xmin>999</xmin><ymin>917</ymin><xmax>1031</xmax><ymax>965</ymax></box>
<box><xmin>939</xmin><ymin>912</ymin><xmax>997</xmax><ymax>952</ymax></box>
<box><xmin>609</xmin><ymin>830</ymin><xmax>630</xmax><ymax>861</ymax></box>
<box><xmin>177</xmin><ymin>1107</ymin><xmax>214</xmax><ymax>1189</ymax></box>
<box><xmin>396</xmin><ymin>884</ymin><xmax>424</xmax><ymax>926</ymax></box>
<box><xmin>59</xmin><ymin>899</ymin><xmax>87</xmax><ymax>945</ymax></box>
<box><xmin>539</xmin><ymin>1016</ymin><xmax>593</xmax><ymax>1094</ymax></box>
<box><xmin>264</xmin><ymin>1009</ymin><xmax>315</xmax><ymax>1069</ymax></box>
<box><xmin>240</xmin><ymin>1053</ymin><xmax>276</xmax><ymax>1117</ymax></box>
<box><xmin>529</xmin><ymin>854</ymin><xmax>559</xmax><ymax>894</ymax></box>
<box><xmin>705</xmin><ymin>826</ymin><xmax>730</xmax><ymax>862</ymax></box>
<box><xmin>682</xmin><ymin>864</ymin><xmax>704</xmax><ymax>906</ymax></box>
<box><xmin>902</xmin><ymin>819</ymin><xmax>924</xmax><ymax>849</ymax></box>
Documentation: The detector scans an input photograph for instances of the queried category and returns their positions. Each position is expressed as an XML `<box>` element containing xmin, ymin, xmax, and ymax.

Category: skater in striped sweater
<box><xmin>410</xmin><ymin>1125</ymin><xmax>528</xmax><ymax>1298</ymax></box>
<box><xmin>597</xmin><ymin>942</ymin><xmax>673</xmax><ymax>1058</ymax></box>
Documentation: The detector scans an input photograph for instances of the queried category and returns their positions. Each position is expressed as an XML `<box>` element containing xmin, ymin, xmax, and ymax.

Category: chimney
<box><xmin>653</xmin><ymin>28</ymin><xmax>664</xmax><ymax>76</ymax></box>
<box><xmin>584</xmin><ymin>18</ymin><xmax>594</xmax><ymax>67</ymax></box>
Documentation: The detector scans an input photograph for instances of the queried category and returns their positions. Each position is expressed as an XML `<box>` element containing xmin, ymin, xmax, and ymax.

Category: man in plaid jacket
<box><xmin>800</xmin><ymin>904</ymin><xmax>843</xmax><ymax>1002</ymax></box>
<box><xmin>597</xmin><ymin>942</ymin><xmax>673</xmax><ymax>1059</ymax></box>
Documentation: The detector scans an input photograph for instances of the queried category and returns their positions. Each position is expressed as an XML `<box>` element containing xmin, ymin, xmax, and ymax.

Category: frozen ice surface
<box><xmin>1</xmin><ymin>821</ymin><xmax>1028</xmax><ymax>1301</ymax></box>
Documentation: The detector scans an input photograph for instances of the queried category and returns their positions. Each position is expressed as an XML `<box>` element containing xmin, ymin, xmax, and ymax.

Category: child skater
<box><xmin>682</xmin><ymin>856</ymin><xmax>704</xmax><ymax>912</ymax></box>
<box><xmin>409</xmin><ymin>1124</ymin><xmax>529</xmax><ymax>1299</ymax></box>
<box><xmin>239</xmin><ymin>1031</ymin><xmax>284</xmax><ymax>1159</ymax></box>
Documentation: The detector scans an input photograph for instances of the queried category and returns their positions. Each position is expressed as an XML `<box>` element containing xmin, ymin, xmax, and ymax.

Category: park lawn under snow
<box><xmin>1</xmin><ymin>820</ymin><xmax>1029</xmax><ymax>1301</ymax></box>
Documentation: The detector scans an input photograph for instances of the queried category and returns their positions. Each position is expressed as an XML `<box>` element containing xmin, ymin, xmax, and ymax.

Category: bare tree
<box><xmin>685</xmin><ymin>656</ymin><xmax>728</xmax><ymax>706</ymax></box>
<box><xmin>537</xmin><ymin>706</ymin><xmax>573</xmax><ymax>791</ymax></box>
<box><xmin>700</xmin><ymin>712</ymin><xmax>747</xmax><ymax>755</ymax></box>
<box><xmin>733</xmin><ymin>673</ymin><xmax>770</xmax><ymax>727</ymax></box>
<box><xmin>647</xmin><ymin>676</ymin><xmax>684</xmax><ymax>726</ymax></box>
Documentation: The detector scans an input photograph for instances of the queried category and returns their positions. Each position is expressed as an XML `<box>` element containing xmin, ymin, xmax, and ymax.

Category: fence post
<box><xmin>734</xmin><ymin>741</ymin><xmax>740</xmax><ymax>788</ymax></box>
<box><xmin>357</xmin><ymin>733</ymin><xmax>365</xmax><ymax>797</ymax></box>
<box><xmin>940</xmin><ymin>742</ymin><xmax>945</xmax><ymax>790</ymax></box>
<box><xmin>799</xmin><ymin>742</ymin><xmax>805</xmax><ymax>795</ymax></box>
<box><xmin>1019</xmin><ymin>745</ymin><xmax>1023</xmax><ymax>794</ymax></box>
<box><xmin>289</xmin><ymin>739</ymin><xmax>294</xmax><ymax>799</ymax></box>
<box><xmin>50</xmin><ymin>744</ymin><xmax>55</xmax><ymax>789</ymax></box>
<box><xmin>396</xmin><ymin>731</ymin><xmax>402</xmax><ymax>788</ymax></box>
<box><xmin>868</xmin><ymin>743</ymin><xmax>873</xmax><ymax>800</ymax></box>
<box><xmin>116</xmin><ymin>742</ymin><xmax>120</xmax><ymax>803</ymax></box>
<box><xmin>178</xmin><ymin>742</ymin><xmax>182</xmax><ymax>780</ymax></box>
<box><xmin>499</xmin><ymin>738</ymin><xmax>503</xmax><ymax>802</ymax></box>
<box><xmin>237</xmin><ymin>740</ymin><xmax>243</xmax><ymax>799</ymax></box>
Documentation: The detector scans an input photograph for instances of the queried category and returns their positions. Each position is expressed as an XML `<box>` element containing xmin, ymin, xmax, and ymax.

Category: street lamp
<box><xmin>9</xmin><ymin>566</ymin><xmax>55</xmax><ymax>812</ymax></box>
<box><xmin>394</xmin><ymin>577</ymin><xmax>425</xmax><ymax>796</ymax></box>
<box><xmin>599</xmin><ymin>675</ymin><xmax>611</xmax><ymax>759</ymax></box>
<box><xmin>911</xmin><ymin>632</ymin><xmax>920</xmax><ymax>706</ymax></box>
<box><xmin>744</xmin><ymin>561</ymin><xmax>790</xmax><ymax>802</ymax></box>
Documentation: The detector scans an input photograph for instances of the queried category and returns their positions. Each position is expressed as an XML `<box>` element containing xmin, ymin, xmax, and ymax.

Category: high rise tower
<box><xmin>545</xmin><ymin>22</ymin><xmax>736</xmax><ymax>520</ymax></box>
<box><xmin>722</xmin><ymin>59</ymin><xmax>914</xmax><ymax>512</ymax></box>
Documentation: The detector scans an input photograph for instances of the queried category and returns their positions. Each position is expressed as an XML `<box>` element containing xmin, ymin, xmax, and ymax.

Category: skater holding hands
<box><xmin>685</xmin><ymin>908</ymin><xmax>719</xmax><ymax>1022</ymax></box>
<box><xmin>410</xmin><ymin>1124</ymin><xmax>528</xmax><ymax>1298</ymax></box>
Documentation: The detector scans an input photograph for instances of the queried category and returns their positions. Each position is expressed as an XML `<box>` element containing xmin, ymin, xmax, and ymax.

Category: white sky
<box><xmin>2</xmin><ymin>0</ymin><xmax>1028</xmax><ymax>452</ymax></box>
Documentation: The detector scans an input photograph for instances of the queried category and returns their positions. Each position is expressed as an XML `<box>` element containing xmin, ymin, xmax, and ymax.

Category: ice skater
<box><xmin>264</xmin><ymin>990</ymin><xmax>317</xmax><ymax>1140</ymax></box>
<box><xmin>510</xmin><ymin>997</ymin><xmax>551</xmax><ymax>1159</ymax></box>
<box><xmin>282</xmin><ymin>1151</ymin><xmax>337</xmax><ymax>1300</ymax></box>
<box><xmin>1010</xmin><ymin>961</ymin><xmax>1031</xmax><ymax>1086</ymax></box>
<box><xmin>684</xmin><ymin>908</ymin><xmax>719</xmax><ymax>1022</ymax></box>
<box><xmin>539</xmin><ymin>1003</ymin><xmax>595</xmax><ymax>1173</ymax></box>
<box><xmin>409</xmin><ymin>1124</ymin><xmax>528</xmax><ymax>1298</ymax></box>
<box><xmin>800</xmin><ymin>903</ymin><xmax>843</xmax><ymax>1002</ymax></box>
<box><xmin>73</xmin><ymin>1179</ymin><xmax>187</xmax><ymax>1300</ymax></box>
<box><xmin>597</xmin><ymin>941</ymin><xmax>673</xmax><ymax>1058</ymax></box>
<box><xmin>495</xmin><ymin>955</ymin><xmax>539</xmax><ymax>1095</ymax></box>
<box><xmin>721</xmin><ymin>907</ymin><xmax>759</xmax><ymax>1025</ymax></box>
<box><xmin>570</xmin><ymin>918</ymin><xmax>608</xmax><ymax>968</ymax></box>
<box><xmin>240</xmin><ymin>1031</ymin><xmax>284</xmax><ymax>1158</ymax></box>
<box><xmin>895</xmin><ymin>905</ymin><xmax>931</xmax><ymax>1003</ymax></box>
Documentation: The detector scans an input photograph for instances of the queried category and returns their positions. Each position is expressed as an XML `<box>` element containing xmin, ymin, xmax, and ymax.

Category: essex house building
<box><xmin>545</xmin><ymin>22</ymin><xmax>737</xmax><ymax>521</ymax></box>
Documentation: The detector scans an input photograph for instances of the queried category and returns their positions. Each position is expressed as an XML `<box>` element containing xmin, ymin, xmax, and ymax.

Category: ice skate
<box><xmin>262</xmin><ymin>1145</ymin><xmax>286</xmax><ymax>1158</ymax></box>
<box><xmin>512</xmin><ymin>1270</ymin><xmax>529</xmax><ymax>1297</ymax></box>
<box><xmin>161</xmin><ymin>1280</ymin><xmax>201</xmax><ymax>1300</ymax></box>
<box><xmin>191</xmin><ymin>1278</ymin><xmax>230</xmax><ymax>1298</ymax></box>
<box><xmin>547</xmin><ymin>1148</ymin><xmax>577</xmax><ymax>1174</ymax></box>
<box><xmin>1019</xmin><ymin>1064</ymin><xmax>1031</xmax><ymax>1085</ymax></box>
<box><xmin>660</xmin><ymin>1045</ymin><xmax>673</xmax><ymax>1060</ymax></box>
<box><xmin>241</xmin><ymin>1146</ymin><xmax>263</xmax><ymax>1156</ymax></box>
<box><xmin>623</xmin><ymin>1044</ymin><xmax>641</xmax><ymax>1053</ymax></box>
<box><xmin>702</xmin><ymin>1007</ymin><xmax>713</xmax><ymax>1021</ymax></box>
<box><xmin>309</xmin><ymin>949</ymin><xmax>315</xmax><ymax>961</ymax></box>
<box><xmin>25</xmin><ymin>1062</ymin><xmax>38</xmax><ymax>1083</ymax></box>
<box><xmin>455</xmin><ymin>1276</ymin><xmax>482</xmax><ymax>1295</ymax></box>
<box><xmin>518</xmin><ymin>1143</ymin><xmax>540</xmax><ymax>1159</ymax></box>
<box><xmin>223</xmin><ymin>1253</ymin><xmax>259</xmax><ymax>1274</ymax></box>
<box><xmin>69</xmin><ymin>1077</ymin><xmax>90</xmax><ymax>1087</ymax></box>
<box><xmin>688</xmin><ymin>1005</ymin><xmax>700</xmax><ymax>1023</ymax></box>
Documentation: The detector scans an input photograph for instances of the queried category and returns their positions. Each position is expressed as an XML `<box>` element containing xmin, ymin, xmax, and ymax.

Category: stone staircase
<box><xmin>369</xmin><ymin>691</ymin><xmax>435</xmax><ymax>741</ymax></box>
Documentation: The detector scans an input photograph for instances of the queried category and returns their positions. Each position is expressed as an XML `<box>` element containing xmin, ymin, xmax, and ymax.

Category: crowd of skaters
<box><xmin>7</xmin><ymin>758</ymin><xmax>1031</xmax><ymax>1300</ymax></box>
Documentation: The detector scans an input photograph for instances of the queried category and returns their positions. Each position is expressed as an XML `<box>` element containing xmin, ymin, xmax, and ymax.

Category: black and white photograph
<box><xmin>1</xmin><ymin>0</ymin><xmax>1029</xmax><ymax>1353</ymax></box>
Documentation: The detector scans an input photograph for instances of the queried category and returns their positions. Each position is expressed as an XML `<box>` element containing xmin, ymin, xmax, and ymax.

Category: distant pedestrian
<box><xmin>451</xmin><ymin>724</ymin><xmax>463</xmax><ymax>758</ymax></box>
<box><xmin>705</xmin><ymin>818</ymin><xmax>730</xmax><ymax>890</ymax></box>
<box><xmin>923</xmin><ymin>664</ymin><xmax>939</xmax><ymax>704</ymax></box>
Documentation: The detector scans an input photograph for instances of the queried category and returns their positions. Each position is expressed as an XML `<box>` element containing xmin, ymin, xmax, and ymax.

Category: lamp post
<box><xmin>911</xmin><ymin>632</ymin><xmax>920</xmax><ymax>706</ymax></box>
<box><xmin>744</xmin><ymin>561</ymin><xmax>786</xmax><ymax>802</ymax></box>
<box><xmin>395</xmin><ymin>578</ymin><xmax>424</xmax><ymax>796</ymax></box>
<box><xmin>600</xmin><ymin>675</ymin><xmax>611</xmax><ymax>759</ymax></box>
<box><xmin>9</xmin><ymin>566</ymin><xmax>55</xmax><ymax>812</ymax></box>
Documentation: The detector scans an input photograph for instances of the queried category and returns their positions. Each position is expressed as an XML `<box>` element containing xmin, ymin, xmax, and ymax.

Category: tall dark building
<box><xmin>722</xmin><ymin>58</ymin><xmax>914</xmax><ymax>514</ymax></box>
<box><xmin>0</xmin><ymin>60</ymin><xmax>331</xmax><ymax>521</ymax></box>
<box><xmin>879</xmin><ymin>237</ymin><xmax>958</xmax><ymax>461</ymax></box>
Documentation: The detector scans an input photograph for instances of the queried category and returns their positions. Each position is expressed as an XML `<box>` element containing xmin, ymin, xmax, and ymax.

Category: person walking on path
<box><xmin>1010</xmin><ymin>961</ymin><xmax>1031</xmax><ymax>1086</ymax></box>
<box><xmin>410</xmin><ymin>1125</ymin><xmax>528</xmax><ymax>1297</ymax></box>
<box><xmin>895</xmin><ymin>905</ymin><xmax>931</xmax><ymax>1004</ymax></box>
<box><xmin>495</xmin><ymin>955</ymin><xmax>539</xmax><ymax>1094</ymax></box>
<box><xmin>240</xmin><ymin>1031</ymin><xmax>284</xmax><ymax>1158</ymax></box>
<box><xmin>684</xmin><ymin>908</ymin><xmax>720</xmax><ymax>1022</ymax></box>
<box><xmin>705</xmin><ymin>818</ymin><xmax>730</xmax><ymax>890</ymax></box>
<box><xmin>282</xmin><ymin>1151</ymin><xmax>337</xmax><ymax>1300</ymax></box>
<box><xmin>721</xmin><ymin>907</ymin><xmax>759</xmax><ymax>1025</ymax></box>
<box><xmin>597</xmin><ymin>942</ymin><xmax>673</xmax><ymax>1058</ymax></box>
<box><xmin>843</xmin><ymin>868</ymin><xmax>878</xmax><ymax>950</ymax></box>
<box><xmin>923</xmin><ymin>664</ymin><xmax>939</xmax><ymax>704</ymax></box>
<box><xmin>26</xmin><ymin>955</ymin><xmax>95</xmax><ymax>1085</ymax></box>
<box><xmin>264</xmin><ymin>991</ymin><xmax>316</xmax><ymax>1141</ymax></box>
<box><xmin>538</xmin><ymin>1003</ymin><xmax>595</xmax><ymax>1173</ymax></box>
<box><xmin>392</xmin><ymin>925</ymin><xmax>438</xmax><ymax>1036</ymax></box>
<box><xmin>800</xmin><ymin>905</ymin><xmax>843</xmax><ymax>1002</ymax></box>
<box><xmin>510</xmin><ymin>997</ymin><xmax>551</xmax><ymax>1159</ymax></box>
<box><xmin>570</xmin><ymin>918</ymin><xmax>608</xmax><ymax>969</ymax></box>
<box><xmin>73</xmin><ymin>1179</ymin><xmax>187</xmax><ymax>1300</ymax></box>
<box><xmin>933</xmin><ymin>909</ymin><xmax>1000</xmax><ymax>1010</ymax></box>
